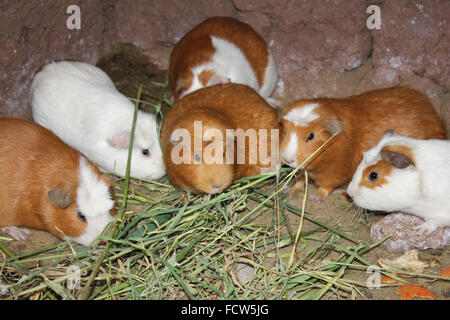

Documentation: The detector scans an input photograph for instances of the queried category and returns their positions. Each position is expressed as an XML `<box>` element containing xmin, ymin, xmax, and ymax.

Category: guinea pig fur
<box><xmin>347</xmin><ymin>130</ymin><xmax>450</xmax><ymax>230</ymax></box>
<box><xmin>169</xmin><ymin>16</ymin><xmax>278</xmax><ymax>101</ymax></box>
<box><xmin>30</xmin><ymin>60</ymin><xmax>166</xmax><ymax>181</ymax></box>
<box><xmin>0</xmin><ymin>118</ymin><xmax>116</xmax><ymax>246</ymax></box>
<box><xmin>279</xmin><ymin>86</ymin><xmax>446</xmax><ymax>200</ymax></box>
<box><xmin>160</xmin><ymin>83</ymin><xmax>280</xmax><ymax>194</ymax></box>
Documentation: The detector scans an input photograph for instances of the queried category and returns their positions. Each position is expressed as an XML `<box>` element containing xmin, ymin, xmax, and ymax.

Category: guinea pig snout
<box><xmin>210</xmin><ymin>177</ymin><xmax>227</xmax><ymax>194</ymax></box>
<box><xmin>346</xmin><ymin>184</ymin><xmax>360</xmax><ymax>201</ymax></box>
<box><xmin>281</xmin><ymin>153</ymin><xmax>297</xmax><ymax>167</ymax></box>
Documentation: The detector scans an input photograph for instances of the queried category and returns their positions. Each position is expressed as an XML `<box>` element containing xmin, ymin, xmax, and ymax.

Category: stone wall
<box><xmin>1</xmin><ymin>0</ymin><xmax>448</xmax><ymax>133</ymax></box>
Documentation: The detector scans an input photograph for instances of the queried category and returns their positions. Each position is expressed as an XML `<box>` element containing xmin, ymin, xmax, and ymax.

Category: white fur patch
<box><xmin>259</xmin><ymin>49</ymin><xmax>278</xmax><ymax>99</ymax></box>
<box><xmin>281</xmin><ymin>132</ymin><xmax>298</xmax><ymax>167</ymax></box>
<box><xmin>180</xmin><ymin>36</ymin><xmax>260</xmax><ymax>99</ymax></box>
<box><xmin>282</xmin><ymin>103</ymin><xmax>320</xmax><ymax>126</ymax></box>
<box><xmin>67</xmin><ymin>156</ymin><xmax>115</xmax><ymax>246</ymax></box>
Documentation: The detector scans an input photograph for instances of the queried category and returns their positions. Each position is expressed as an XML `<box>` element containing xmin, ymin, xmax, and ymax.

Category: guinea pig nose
<box><xmin>211</xmin><ymin>180</ymin><xmax>225</xmax><ymax>194</ymax></box>
<box><xmin>281</xmin><ymin>154</ymin><xmax>295</xmax><ymax>165</ymax></box>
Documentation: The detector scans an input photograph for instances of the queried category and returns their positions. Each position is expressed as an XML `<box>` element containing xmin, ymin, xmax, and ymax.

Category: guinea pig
<box><xmin>347</xmin><ymin>130</ymin><xmax>450</xmax><ymax>231</ymax></box>
<box><xmin>30</xmin><ymin>60</ymin><xmax>166</xmax><ymax>181</ymax></box>
<box><xmin>279</xmin><ymin>86</ymin><xmax>446</xmax><ymax>200</ymax></box>
<box><xmin>0</xmin><ymin>118</ymin><xmax>116</xmax><ymax>246</ymax></box>
<box><xmin>160</xmin><ymin>83</ymin><xmax>280</xmax><ymax>194</ymax></box>
<box><xmin>169</xmin><ymin>16</ymin><xmax>278</xmax><ymax>102</ymax></box>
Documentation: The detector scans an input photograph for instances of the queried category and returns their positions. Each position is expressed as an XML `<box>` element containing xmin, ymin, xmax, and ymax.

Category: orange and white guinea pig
<box><xmin>169</xmin><ymin>16</ymin><xmax>278</xmax><ymax>101</ymax></box>
<box><xmin>0</xmin><ymin>118</ymin><xmax>116</xmax><ymax>246</ymax></box>
<box><xmin>160</xmin><ymin>83</ymin><xmax>280</xmax><ymax>194</ymax></box>
<box><xmin>347</xmin><ymin>130</ymin><xmax>450</xmax><ymax>231</ymax></box>
<box><xmin>279</xmin><ymin>86</ymin><xmax>446</xmax><ymax>200</ymax></box>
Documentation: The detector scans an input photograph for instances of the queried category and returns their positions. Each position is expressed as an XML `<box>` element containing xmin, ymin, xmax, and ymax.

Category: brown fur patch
<box><xmin>176</xmin><ymin>76</ymin><xmax>193</xmax><ymax>98</ymax></box>
<box><xmin>359</xmin><ymin>160</ymin><xmax>392</xmax><ymax>189</ymax></box>
<box><xmin>198</xmin><ymin>70</ymin><xmax>216</xmax><ymax>86</ymax></box>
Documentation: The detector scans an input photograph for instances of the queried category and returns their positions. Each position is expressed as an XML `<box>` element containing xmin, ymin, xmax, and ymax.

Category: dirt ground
<box><xmin>237</xmin><ymin>178</ymin><xmax>450</xmax><ymax>300</ymax></box>
<box><xmin>277</xmin><ymin>183</ymin><xmax>450</xmax><ymax>300</ymax></box>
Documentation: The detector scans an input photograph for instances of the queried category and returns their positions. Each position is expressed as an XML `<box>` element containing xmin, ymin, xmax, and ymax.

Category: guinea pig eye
<box><xmin>77</xmin><ymin>211</ymin><xmax>87</xmax><ymax>222</ymax></box>
<box><xmin>142</xmin><ymin>149</ymin><xmax>151</xmax><ymax>157</ymax></box>
<box><xmin>306</xmin><ymin>132</ymin><xmax>315</xmax><ymax>142</ymax></box>
<box><xmin>368</xmin><ymin>171</ymin><xmax>378</xmax><ymax>182</ymax></box>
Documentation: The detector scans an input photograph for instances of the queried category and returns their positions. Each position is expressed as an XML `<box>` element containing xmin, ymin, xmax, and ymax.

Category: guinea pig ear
<box><xmin>108</xmin><ymin>131</ymin><xmax>131</xmax><ymax>149</ymax></box>
<box><xmin>48</xmin><ymin>187</ymin><xmax>74</xmax><ymax>209</ymax></box>
<box><xmin>380</xmin><ymin>149</ymin><xmax>414</xmax><ymax>169</ymax></box>
<box><xmin>322</xmin><ymin>119</ymin><xmax>344</xmax><ymax>136</ymax></box>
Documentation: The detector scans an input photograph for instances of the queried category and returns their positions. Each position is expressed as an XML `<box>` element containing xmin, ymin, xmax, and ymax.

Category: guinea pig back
<box><xmin>0</xmin><ymin>118</ymin><xmax>116</xmax><ymax>246</ymax></box>
<box><xmin>169</xmin><ymin>16</ymin><xmax>277</xmax><ymax>101</ymax></box>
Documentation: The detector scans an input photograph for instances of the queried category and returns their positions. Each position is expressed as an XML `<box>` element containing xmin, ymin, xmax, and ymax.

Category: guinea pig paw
<box><xmin>308</xmin><ymin>188</ymin><xmax>330</xmax><ymax>202</ymax></box>
<box><xmin>284</xmin><ymin>181</ymin><xmax>305</xmax><ymax>197</ymax></box>
<box><xmin>308</xmin><ymin>193</ymin><xmax>325</xmax><ymax>202</ymax></box>
<box><xmin>1</xmin><ymin>226</ymin><xmax>31</xmax><ymax>241</ymax></box>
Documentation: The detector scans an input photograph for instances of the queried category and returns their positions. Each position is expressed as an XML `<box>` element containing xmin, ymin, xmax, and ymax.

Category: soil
<box><xmin>284</xmin><ymin>184</ymin><xmax>450</xmax><ymax>300</ymax></box>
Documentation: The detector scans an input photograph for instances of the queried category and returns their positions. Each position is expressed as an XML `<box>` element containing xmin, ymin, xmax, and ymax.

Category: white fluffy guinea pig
<box><xmin>31</xmin><ymin>61</ymin><xmax>166</xmax><ymax>180</ymax></box>
<box><xmin>0</xmin><ymin>118</ymin><xmax>116</xmax><ymax>246</ymax></box>
<box><xmin>169</xmin><ymin>16</ymin><xmax>278</xmax><ymax>101</ymax></box>
<box><xmin>347</xmin><ymin>130</ymin><xmax>450</xmax><ymax>230</ymax></box>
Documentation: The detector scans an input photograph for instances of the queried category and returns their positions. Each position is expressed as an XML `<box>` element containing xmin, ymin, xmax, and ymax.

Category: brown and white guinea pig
<box><xmin>0</xmin><ymin>118</ymin><xmax>116</xmax><ymax>246</ymax></box>
<box><xmin>279</xmin><ymin>86</ymin><xmax>446</xmax><ymax>200</ymax></box>
<box><xmin>347</xmin><ymin>130</ymin><xmax>450</xmax><ymax>231</ymax></box>
<box><xmin>160</xmin><ymin>83</ymin><xmax>280</xmax><ymax>194</ymax></box>
<box><xmin>169</xmin><ymin>16</ymin><xmax>278</xmax><ymax>101</ymax></box>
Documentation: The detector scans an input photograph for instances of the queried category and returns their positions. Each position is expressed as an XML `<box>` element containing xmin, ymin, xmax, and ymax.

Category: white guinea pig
<box><xmin>347</xmin><ymin>130</ymin><xmax>450</xmax><ymax>231</ymax></box>
<box><xmin>30</xmin><ymin>61</ymin><xmax>166</xmax><ymax>180</ymax></box>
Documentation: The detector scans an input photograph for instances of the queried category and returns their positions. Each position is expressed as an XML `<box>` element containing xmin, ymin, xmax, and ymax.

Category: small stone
<box><xmin>370</xmin><ymin>213</ymin><xmax>450</xmax><ymax>253</ymax></box>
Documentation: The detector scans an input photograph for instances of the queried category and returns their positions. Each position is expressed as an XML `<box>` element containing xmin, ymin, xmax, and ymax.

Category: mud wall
<box><xmin>1</xmin><ymin>0</ymin><xmax>449</xmax><ymax>133</ymax></box>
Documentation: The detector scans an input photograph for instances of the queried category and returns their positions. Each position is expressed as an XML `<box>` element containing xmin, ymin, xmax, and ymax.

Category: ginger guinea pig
<box><xmin>169</xmin><ymin>16</ymin><xmax>278</xmax><ymax>101</ymax></box>
<box><xmin>0</xmin><ymin>118</ymin><xmax>116</xmax><ymax>246</ymax></box>
<box><xmin>280</xmin><ymin>86</ymin><xmax>446</xmax><ymax>200</ymax></box>
<box><xmin>161</xmin><ymin>83</ymin><xmax>280</xmax><ymax>194</ymax></box>
<box><xmin>347</xmin><ymin>130</ymin><xmax>450</xmax><ymax>231</ymax></box>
